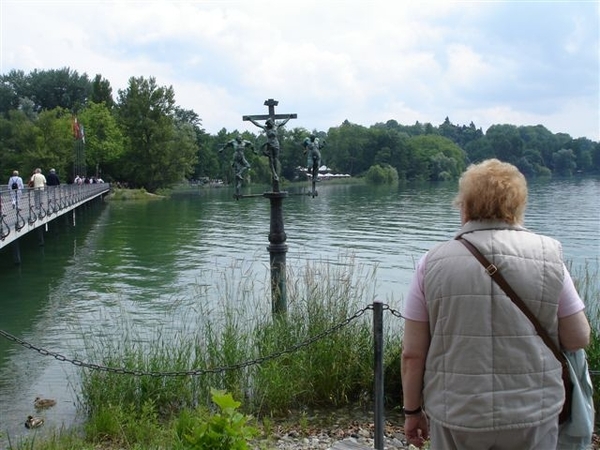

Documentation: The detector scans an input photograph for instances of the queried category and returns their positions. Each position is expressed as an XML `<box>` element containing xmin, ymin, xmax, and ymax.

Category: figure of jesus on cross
<box><xmin>243</xmin><ymin>99</ymin><xmax>297</xmax><ymax>192</ymax></box>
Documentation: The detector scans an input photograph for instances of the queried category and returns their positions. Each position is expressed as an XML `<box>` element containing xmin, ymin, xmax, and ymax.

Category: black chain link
<box><xmin>382</xmin><ymin>303</ymin><xmax>404</xmax><ymax>319</ymax></box>
<box><xmin>0</xmin><ymin>304</ymin><xmax>405</xmax><ymax>378</ymax></box>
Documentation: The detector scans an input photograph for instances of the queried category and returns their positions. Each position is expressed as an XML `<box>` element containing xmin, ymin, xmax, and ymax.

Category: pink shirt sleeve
<box><xmin>403</xmin><ymin>253</ymin><xmax>429</xmax><ymax>322</ymax></box>
<box><xmin>557</xmin><ymin>265</ymin><xmax>585</xmax><ymax>318</ymax></box>
<box><xmin>402</xmin><ymin>257</ymin><xmax>584</xmax><ymax>322</ymax></box>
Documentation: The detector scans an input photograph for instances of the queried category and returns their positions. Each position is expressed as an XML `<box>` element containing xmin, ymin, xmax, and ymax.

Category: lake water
<box><xmin>0</xmin><ymin>177</ymin><xmax>598</xmax><ymax>444</ymax></box>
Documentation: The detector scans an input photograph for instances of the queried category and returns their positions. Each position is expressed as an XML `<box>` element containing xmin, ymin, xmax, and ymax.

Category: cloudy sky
<box><xmin>1</xmin><ymin>1</ymin><xmax>598</xmax><ymax>140</ymax></box>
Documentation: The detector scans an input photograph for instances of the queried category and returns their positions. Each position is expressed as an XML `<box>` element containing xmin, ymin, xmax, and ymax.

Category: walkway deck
<box><xmin>0</xmin><ymin>183</ymin><xmax>110</xmax><ymax>250</ymax></box>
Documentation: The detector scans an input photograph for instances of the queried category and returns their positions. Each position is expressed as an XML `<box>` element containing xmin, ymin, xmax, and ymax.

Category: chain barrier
<box><xmin>0</xmin><ymin>303</ymin><xmax>405</xmax><ymax>378</ymax></box>
<box><xmin>3</xmin><ymin>304</ymin><xmax>598</xmax><ymax>378</ymax></box>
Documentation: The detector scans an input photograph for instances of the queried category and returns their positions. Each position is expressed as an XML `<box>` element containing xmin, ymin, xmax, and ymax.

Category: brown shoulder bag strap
<box><xmin>455</xmin><ymin>236</ymin><xmax>566</xmax><ymax>365</ymax></box>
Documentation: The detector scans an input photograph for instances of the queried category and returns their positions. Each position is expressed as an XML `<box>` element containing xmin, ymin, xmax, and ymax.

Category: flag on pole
<box><xmin>72</xmin><ymin>116</ymin><xmax>84</xmax><ymax>142</ymax></box>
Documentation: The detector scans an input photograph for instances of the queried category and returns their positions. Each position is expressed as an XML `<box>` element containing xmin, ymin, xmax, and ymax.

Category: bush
<box><xmin>365</xmin><ymin>164</ymin><xmax>399</xmax><ymax>184</ymax></box>
<box><xmin>175</xmin><ymin>389</ymin><xmax>257</xmax><ymax>450</ymax></box>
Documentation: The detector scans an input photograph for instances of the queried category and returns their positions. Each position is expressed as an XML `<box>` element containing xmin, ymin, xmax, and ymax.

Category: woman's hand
<box><xmin>404</xmin><ymin>411</ymin><xmax>429</xmax><ymax>448</ymax></box>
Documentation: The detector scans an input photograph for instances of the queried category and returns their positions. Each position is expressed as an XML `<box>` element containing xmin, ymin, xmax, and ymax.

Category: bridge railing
<box><xmin>0</xmin><ymin>183</ymin><xmax>110</xmax><ymax>248</ymax></box>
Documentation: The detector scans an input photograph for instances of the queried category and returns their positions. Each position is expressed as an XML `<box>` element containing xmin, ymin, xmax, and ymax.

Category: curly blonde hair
<box><xmin>454</xmin><ymin>159</ymin><xmax>527</xmax><ymax>225</ymax></box>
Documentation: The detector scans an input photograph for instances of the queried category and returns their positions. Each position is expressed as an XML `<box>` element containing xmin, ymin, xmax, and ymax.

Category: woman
<box><xmin>401</xmin><ymin>159</ymin><xmax>590</xmax><ymax>449</ymax></box>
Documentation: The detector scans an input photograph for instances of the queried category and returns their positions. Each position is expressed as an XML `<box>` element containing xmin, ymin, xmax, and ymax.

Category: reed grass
<box><xmin>63</xmin><ymin>254</ymin><xmax>397</xmax><ymax>448</ymax></box>
<box><xmin>571</xmin><ymin>260</ymin><xmax>600</xmax><ymax>411</ymax></box>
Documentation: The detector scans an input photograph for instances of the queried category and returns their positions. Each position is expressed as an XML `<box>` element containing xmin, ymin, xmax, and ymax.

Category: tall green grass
<box><xmin>72</xmin><ymin>255</ymin><xmax>403</xmax><ymax>447</ymax></box>
<box><xmin>571</xmin><ymin>260</ymin><xmax>600</xmax><ymax>412</ymax></box>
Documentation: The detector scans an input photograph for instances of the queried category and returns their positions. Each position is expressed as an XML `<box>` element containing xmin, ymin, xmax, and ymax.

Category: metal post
<box><xmin>265</xmin><ymin>192</ymin><xmax>288</xmax><ymax>314</ymax></box>
<box><xmin>37</xmin><ymin>227</ymin><xmax>44</xmax><ymax>246</ymax></box>
<box><xmin>373</xmin><ymin>299</ymin><xmax>384</xmax><ymax>450</ymax></box>
<box><xmin>11</xmin><ymin>241</ymin><xmax>21</xmax><ymax>265</ymax></box>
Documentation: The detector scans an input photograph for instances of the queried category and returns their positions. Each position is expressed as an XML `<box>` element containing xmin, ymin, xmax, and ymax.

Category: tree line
<box><xmin>1</xmin><ymin>67</ymin><xmax>598</xmax><ymax>191</ymax></box>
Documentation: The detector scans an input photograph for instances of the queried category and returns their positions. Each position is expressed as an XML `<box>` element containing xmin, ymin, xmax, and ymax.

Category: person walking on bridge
<box><xmin>46</xmin><ymin>168</ymin><xmax>60</xmax><ymax>186</ymax></box>
<box><xmin>30</xmin><ymin>168</ymin><xmax>46</xmax><ymax>210</ymax></box>
<box><xmin>30</xmin><ymin>168</ymin><xmax>46</xmax><ymax>189</ymax></box>
<box><xmin>7</xmin><ymin>170</ymin><xmax>24</xmax><ymax>209</ymax></box>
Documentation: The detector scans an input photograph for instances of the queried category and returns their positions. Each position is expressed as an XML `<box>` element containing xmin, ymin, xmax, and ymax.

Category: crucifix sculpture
<box><xmin>243</xmin><ymin>98</ymin><xmax>297</xmax><ymax>193</ymax></box>
<box><xmin>242</xmin><ymin>99</ymin><xmax>297</xmax><ymax>315</ymax></box>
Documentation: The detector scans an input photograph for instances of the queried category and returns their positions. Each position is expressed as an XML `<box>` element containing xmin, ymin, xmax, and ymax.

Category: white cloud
<box><xmin>1</xmin><ymin>0</ymin><xmax>598</xmax><ymax>140</ymax></box>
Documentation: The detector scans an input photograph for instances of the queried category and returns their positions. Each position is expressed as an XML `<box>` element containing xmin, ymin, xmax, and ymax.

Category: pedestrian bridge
<box><xmin>0</xmin><ymin>183</ymin><xmax>110</xmax><ymax>251</ymax></box>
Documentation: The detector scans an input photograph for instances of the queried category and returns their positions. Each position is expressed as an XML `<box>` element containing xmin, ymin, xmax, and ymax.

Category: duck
<box><xmin>34</xmin><ymin>397</ymin><xmax>56</xmax><ymax>409</ymax></box>
<box><xmin>25</xmin><ymin>415</ymin><xmax>44</xmax><ymax>429</ymax></box>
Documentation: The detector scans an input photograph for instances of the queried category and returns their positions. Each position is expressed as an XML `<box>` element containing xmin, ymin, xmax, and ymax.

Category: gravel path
<box><xmin>252</xmin><ymin>425</ymin><xmax>411</xmax><ymax>449</ymax></box>
<box><xmin>250</xmin><ymin>408</ymin><xmax>600</xmax><ymax>450</ymax></box>
<box><xmin>250</xmin><ymin>408</ymin><xmax>412</xmax><ymax>449</ymax></box>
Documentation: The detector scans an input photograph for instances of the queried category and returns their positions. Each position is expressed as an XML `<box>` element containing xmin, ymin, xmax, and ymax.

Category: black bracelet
<box><xmin>403</xmin><ymin>405</ymin><xmax>423</xmax><ymax>415</ymax></box>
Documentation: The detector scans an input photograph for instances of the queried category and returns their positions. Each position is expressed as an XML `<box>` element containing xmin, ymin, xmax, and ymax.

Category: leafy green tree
<box><xmin>429</xmin><ymin>152</ymin><xmax>459</xmax><ymax>181</ymax></box>
<box><xmin>31</xmin><ymin>107</ymin><xmax>73</xmax><ymax>176</ymax></box>
<box><xmin>280</xmin><ymin>127</ymin><xmax>311</xmax><ymax>181</ymax></box>
<box><xmin>0</xmin><ymin>69</ymin><xmax>28</xmax><ymax>114</ymax></box>
<box><xmin>90</xmin><ymin>74</ymin><xmax>115</xmax><ymax>109</ymax></box>
<box><xmin>591</xmin><ymin>142</ymin><xmax>600</xmax><ymax>172</ymax></box>
<box><xmin>0</xmin><ymin>80</ymin><xmax>20</xmax><ymax>114</ymax></box>
<box><xmin>457</xmin><ymin>122</ymin><xmax>484</xmax><ymax>148</ymax></box>
<box><xmin>516</xmin><ymin>148</ymin><xmax>549</xmax><ymax>176</ymax></box>
<box><xmin>374</xmin><ymin>146</ymin><xmax>392</xmax><ymax>166</ymax></box>
<box><xmin>116</xmin><ymin>76</ymin><xmax>197</xmax><ymax>191</ymax></box>
<box><xmin>518</xmin><ymin>125</ymin><xmax>555</xmax><ymax>169</ymax></box>
<box><xmin>365</xmin><ymin>164</ymin><xmax>399</xmax><ymax>184</ymax></box>
<box><xmin>464</xmin><ymin>137</ymin><xmax>494</xmax><ymax>163</ymax></box>
<box><xmin>25</xmin><ymin>67</ymin><xmax>91</xmax><ymax>113</ymax></box>
<box><xmin>326</xmin><ymin>121</ymin><xmax>370</xmax><ymax>175</ymax></box>
<box><xmin>369</xmin><ymin>125</ymin><xmax>410</xmax><ymax>179</ymax></box>
<box><xmin>171</xmin><ymin>119</ymin><xmax>201</xmax><ymax>184</ymax></box>
<box><xmin>388</xmin><ymin>131</ymin><xmax>411</xmax><ymax>180</ymax></box>
<box><xmin>439</xmin><ymin>117</ymin><xmax>459</xmax><ymax>142</ymax></box>
<box><xmin>18</xmin><ymin>98</ymin><xmax>38</xmax><ymax>121</ymax></box>
<box><xmin>79</xmin><ymin>102</ymin><xmax>125</xmax><ymax>180</ymax></box>
<box><xmin>516</xmin><ymin>156</ymin><xmax>536</xmax><ymax>177</ymax></box>
<box><xmin>553</xmin><ymin>148</ymin><xmax>577</xmax><ymax>176</ymax></box>
<box><xmin>569</xmin><ymin>137</ymin><xmax>595</xmax><ymax>173</ymax></box>
<box><xmin>398</xmin><ymin>120</ymin><xmax>427</xmax><ymax>136</ymax></box>
<box><xmin>369</xmin><ymin>124</ymin><xmax>414</xmax><ymax>179</ymax></box>
<box><xmin>0</xmin><ymin>107</ymin><xmax>73</xmax><ymax>180</ymax></box>
<box><xmin>0</xmin><ymin>109</ymin><xmax>39</xmax><ymax>179</ymax></box>
<box><xmin>173</xmin><ymin>106</ymin><xmax>220</xmax><ymax>182</ymax></box>
<box><xmin>405</xmin><ymin>135</ymin><xmax>466</xmax><ymax>181</ymax></box>
<box><xmin>194</xmin><ymin>133</ymin><xmax>220</xmax><ymax>181</ymax></box>
<box><xmin>486</xmin><ymin>124</ymin><xmax>523</xmax><ymax>164</ymax></box>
